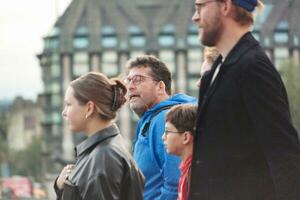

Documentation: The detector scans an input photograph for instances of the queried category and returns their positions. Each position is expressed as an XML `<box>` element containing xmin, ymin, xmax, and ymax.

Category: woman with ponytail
<box><xmin>54</xmin><ymin>72</ymin><xmax>144</xmax><ymax>200</ymax></box>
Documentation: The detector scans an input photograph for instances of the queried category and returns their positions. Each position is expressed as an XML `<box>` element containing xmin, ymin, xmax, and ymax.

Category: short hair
<box><xmin>203</xmin><ymin>47</ymin><xmax>219</xmax><ymax>65</ymax></box>
<box><xmin>126</xmin><ymin>55</ymin><xmax>172</xmax><ymax>95</ymax></box>
<box><xmin>70</xmin><ymin>72</ymin><xmax>127</xmax><ymax>120</ymax></box>
<box><xmin>218</xmin><ymin>0</ymin><xmax>264</xmax><ymax>26</ymax></box>
<box><xmin>166</xmin><ymin>104</ymin><xmax>198</xmax><ymax>134</ymax></box>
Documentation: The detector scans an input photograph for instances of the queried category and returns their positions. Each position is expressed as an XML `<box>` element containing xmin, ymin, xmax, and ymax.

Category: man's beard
<box><xmin>201</xmin><ymin>14</ymin><xmax>223</xmax><ymax>47</ymax></box>
<box><xmin>129</xmin><ymin>102</ymin><xmax>148</xmax><ymax>118</ymax></box>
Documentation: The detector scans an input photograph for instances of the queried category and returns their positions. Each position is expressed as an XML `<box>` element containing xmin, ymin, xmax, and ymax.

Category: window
<box><xmin>254</xmin><ymin>4</ymin><xmax>273</xmax><ymax>30</ymax></box>
<box><xmin>52</xmin><ymin>113</ymin><xmax>62</xmax><ymax>124</ymax></box>
<box><xmin>73</xmin><ymin>37</ymin><xmax>89</xmax><ymax>49</ymax></box>
<box><xmin>51</xmin><ymin>82</ymin><xmax>61</xmax><ymax>93</ymax></box>
<box><xmin>51</xmin><ymin>54</ymin><xmax>60</xmax><ymax>78</ymax></box>
<box><xmin>264</xmin><ymin>37</ymin><xmax>270</xmax><ymax>47</ymax></box>
<box><xmin>187</xmin><ymin>50</ymin><xmax>202</xmax><ymax>74</ymax></box>
<box><xmin>130</xmin><ymin>51</ymin><xmax>145</xmax><ymax>58</ymax></box>
<box><xmin>101</xmin><ymin>26</ymin><xmax>118</xmax><ymax>48</ymax></box>
<box><xmin>24</xmin><ymin>116</ymin><xmax>36</xmax><ymax>130</ymax></box>
<box><xmin>45</xmin><ymin>38</ymin><xmax>59</xmax><ymax>50</ymax></box>
<box><xmin>51</xmin><ymin>94</ymin><xmax>62</xmax><ymax>107</ymax></box>
<box><xmin>159</xmin><ymin>24</ymin><xmax>175</xmax><ymax>47</ymax></box>
<box><xmin>274</xmin><ymin>47</ymin><xmax>289</xmax><ymax>69</ymax></box>
<box><xmin>75</xmin><ymin>27</ymin><xmax>88</xmax><ymax>35</ymax></box>
<box><xmin>158</xmin><ymin>35</ymin><xmax>175</xmax><ymax>47</ymax></box>
<box><xmin>73</xmin><ymin>52</ymin><xmax>89</xmax><ymax>77</ymax></box>
<box><xmin>129</xmin><ymin>25</ymin><xmax>145</xmax><ymax>47</ymax></box>
<box><xmin>130</xmin><ymin>36</ymin><xmax>146</xmax><ymax>47</ymax></box>
<box><xmin>102</xmin><ymin>26</ymin><xmax>115</xmax><ymax>35</ymax></box>
<box><xmin>102</xmin><ymin>51</ymin><xmax>118</xmax><ymax>76</ymax></box>
<box><xmin>159</xmin><ymin>50</ymin><xmax>176</xmax><ymax>73</ymax></box>
<box><xmin>187</xmin><ymin>24</ymin><xmax>199</xmax><ymax>46</ymax></box>
<box><xmin>274</xmin><ymin>32</ymin><xmax>288</xmax><ymax>44</ymax></box>
<box><xmin>48</xmin><ymin>27</ymin><xmax>60</xmax><ymax>37</ymax></box>
<box><xmin>294</xmin><ymin>36</ymin><xmax>299</xmax><ymax>46</ymax></box>
<box><xmin>102</xmin><ymin>36</ymin><xmax>118</xmax><ymax>48</ymax></box>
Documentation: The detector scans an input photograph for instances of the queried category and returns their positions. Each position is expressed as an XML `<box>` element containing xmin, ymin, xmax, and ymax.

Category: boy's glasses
<box><xmin>164</xmin><ymin>129</ymin><xmax>184</xmax><ymax>135</ymax></box>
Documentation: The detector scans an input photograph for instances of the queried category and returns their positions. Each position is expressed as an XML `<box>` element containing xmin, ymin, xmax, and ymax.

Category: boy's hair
<box><xmin>166</xmin><ymin>104</ymin><xmax>198</xmax><ymax>134</ymax></box>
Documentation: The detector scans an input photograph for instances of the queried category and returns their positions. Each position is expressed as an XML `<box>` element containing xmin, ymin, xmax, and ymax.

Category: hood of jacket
<box><xmin>137</xmin><ymin>93</ymin><xmax>197</xmax><ymax>130</ymax></box>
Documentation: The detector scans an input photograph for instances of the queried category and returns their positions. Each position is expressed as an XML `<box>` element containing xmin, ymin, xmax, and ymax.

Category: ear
<box><xmin>182</xmin><ymin>131</ymin><xmax>194</xmax><ymax>145</ymax></box>
<box><xmin>157</xmin><ymin>81</ymin><xmax>167</xmax><ymax>94</ymax></box>
<box><xmin>85</xmin><ymin>101</ymin><xmax>95</xmax><ymax>119</ymax></box>
<box><xmin>220</xmin><ymin>0</ymin><xmax>233</xmax><ymax>16</ymax></box>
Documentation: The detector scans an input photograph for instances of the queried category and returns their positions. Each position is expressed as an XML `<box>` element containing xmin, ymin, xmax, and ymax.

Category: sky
<box><xmin>0</xmin><ymin>0</ymin><xmax>71</xmax><ymax>101</ymax></box>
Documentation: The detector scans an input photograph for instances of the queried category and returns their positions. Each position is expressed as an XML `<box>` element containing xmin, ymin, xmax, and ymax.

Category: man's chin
<box><xmin>129</xmin><ymin>103</ymin><xmax>147</xmax><ymax>117</ymax></box>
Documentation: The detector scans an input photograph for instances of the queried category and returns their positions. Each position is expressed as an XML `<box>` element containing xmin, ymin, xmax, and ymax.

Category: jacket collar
<box><xmin>75</xmin><ymin>123</ymin><xmax>119</xmax><ymax>157</ymax></box>
<box><xmin>222</xmin><ymin>32</ymin><xmax>259</xmax><ymax>67</ymax></box>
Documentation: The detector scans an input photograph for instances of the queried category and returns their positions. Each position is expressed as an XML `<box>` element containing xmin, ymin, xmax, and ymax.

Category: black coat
<box><xmin>54</xmin><ymin>124</ymin><xmax>144</xmax><ymax>200</ymax></box>
<box><xmin>189</xmin><ymin>32</ymin><xmax>300</xmax><ymax>200</ymax></box>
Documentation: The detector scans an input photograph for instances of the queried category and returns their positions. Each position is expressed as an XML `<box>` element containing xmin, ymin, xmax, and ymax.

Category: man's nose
<box><xmin>192</xmin><ymin>11</ymin><xmax>199</xmax><ymax>23</ymax></box>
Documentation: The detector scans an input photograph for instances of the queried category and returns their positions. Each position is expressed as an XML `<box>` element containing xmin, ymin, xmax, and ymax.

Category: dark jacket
<box><xmin>54</xmin><ymin>124</ymin><xmax>144</xmax><ymax>200</ymax></box>
<box><xmin>189</xmin><ymin>32</ymin><xmax>300</xmax><ymax>200</ymax></box>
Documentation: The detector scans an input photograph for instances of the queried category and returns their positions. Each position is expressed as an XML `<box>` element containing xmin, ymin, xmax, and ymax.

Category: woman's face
<box><xmin>62</xmin><ymin>87</ymin><xmax>87</xmax><ymax>133</ymax></box>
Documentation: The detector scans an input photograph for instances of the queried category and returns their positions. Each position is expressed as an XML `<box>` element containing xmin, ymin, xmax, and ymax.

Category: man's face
<box><xmin>192</xmin><ymin>0</ymin><xmax>224</xmax><ymax>46</ymax></box>
<box><xmin>126</xmin><ymin>67</ymin><xmax>160</xmax><ymax>116</ymax></box>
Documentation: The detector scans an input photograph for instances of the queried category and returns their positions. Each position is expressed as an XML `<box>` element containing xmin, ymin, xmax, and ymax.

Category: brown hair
<box><xmin>70</xmin><ymin>72</ymin><xmax>127</xmax><ymax>120</ymax></box>
<box><xmin>218</xmin><ymin>0</ymin><xmax>264</xmax><ymax>26</ymax></box>
<box><xmin>166</xmin><ymin>104</ymin><xmax>198</xmax><ymax>134</ymax></box>
<box><xmin>126</xmin><ymin>55</ymin><xmax>172</xmax><ymax>95</ymax></box>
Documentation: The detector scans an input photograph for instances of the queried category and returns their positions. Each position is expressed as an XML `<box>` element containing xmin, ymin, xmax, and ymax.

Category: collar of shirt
<box><xmin>75</xmin><ymin>124</ymin><xmax>119</xmax><ymax>158</ymax></box>
<box><xmin>179</xmin><ymin>155</ymin><xmax>193</xmax><ymax>173</ymax></box>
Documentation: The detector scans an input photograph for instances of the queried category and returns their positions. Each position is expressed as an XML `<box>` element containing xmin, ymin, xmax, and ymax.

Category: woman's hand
<box><xmin>56</xmin><ymin>164</ymin><xmax>75</xmax><ymax>190</ymax></box>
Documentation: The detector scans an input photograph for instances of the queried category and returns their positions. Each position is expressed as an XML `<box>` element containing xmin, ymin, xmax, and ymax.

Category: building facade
<box><xmin>37</xmin><ymin>0</ymin><xmax>300</xmax><ymax>160</ymax></box>
<box><xmin>7</xmin><ymin>97</ymin><xmax>43</xmax><ymax>151</ymax></box>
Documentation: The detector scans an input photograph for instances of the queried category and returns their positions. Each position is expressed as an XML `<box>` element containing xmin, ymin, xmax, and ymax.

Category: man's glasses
<box><xmin>195</xmin><ymin>0</ymin><xmax>218</xmax><ymax>13</ymax></box>
<box><xmin>124</xmin><ymin>74</ymin><xmax>157</xmax><ymax>86</ymax></box>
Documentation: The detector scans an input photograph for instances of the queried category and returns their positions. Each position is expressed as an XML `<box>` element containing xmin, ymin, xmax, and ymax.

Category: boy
<box><xmin>162</xmin><ymin>104</ymin><xmax>197</xmax><ymax>200</ymax></box>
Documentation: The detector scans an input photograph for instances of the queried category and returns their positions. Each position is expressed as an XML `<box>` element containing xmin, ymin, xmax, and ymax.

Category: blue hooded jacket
<box><xmin>133</xmin><ymin>93</ymin><xmax>197</xmax><ymax>200</ymax></box>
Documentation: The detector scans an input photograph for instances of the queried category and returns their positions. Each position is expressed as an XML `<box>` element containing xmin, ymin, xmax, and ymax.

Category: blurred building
<box><xmin>7</xmin><ymin>97</ymin><xmax>43</xmax><ymax>151</ymax></box>
<box><xmin>37</xmin><ymin>0</ymin><xmax>300</xmax><ymax>160</ymax></box>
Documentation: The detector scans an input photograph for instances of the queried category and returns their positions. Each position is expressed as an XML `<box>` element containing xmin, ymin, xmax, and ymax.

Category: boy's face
<box><xmin>162</xmin><ymin>122</ymin><xmax>185</xmax><ymax>157</ymax></box>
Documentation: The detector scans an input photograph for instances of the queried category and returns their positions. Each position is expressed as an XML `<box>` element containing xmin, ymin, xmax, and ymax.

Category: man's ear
<box><xmin>157</xmin><ymin>81</ymin><xmax>167</xmax><ymax>94</ymax></box>
<box><xmin>85</xmin><ymin>101</ymin><xmax>95</xmax><ymax>119</ymax></box>
<box><xmin>183</xmin><ymin>131</ymin><xmax>194</xmax><ymax>145</ymax></box>
<box><xmin>220</xmin><ymin>0</ymin><xmax>233</xmax><ymax>16</ymax></box>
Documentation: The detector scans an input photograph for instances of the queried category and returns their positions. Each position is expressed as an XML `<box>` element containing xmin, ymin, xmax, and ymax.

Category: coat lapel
<box><xmin>197</xmin><ymin>32</ymin><xmax>259</xmax><ymax>120</ymax></box>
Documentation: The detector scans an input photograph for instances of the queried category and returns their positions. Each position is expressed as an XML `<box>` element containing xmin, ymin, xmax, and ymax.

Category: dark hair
<box><xmin>126</xmin><ymin>55</ymin><xmax>172</xmax><ymax>95</ymax></box>
<box><xmin>166</xmin><ymin>104</ymin><xmax>198</xmax><ymax>134</ymax></box>
<box><xmin>70</xmin><ymin>72</ymin><xmax>127</xmax><ymax>120</ymax></box>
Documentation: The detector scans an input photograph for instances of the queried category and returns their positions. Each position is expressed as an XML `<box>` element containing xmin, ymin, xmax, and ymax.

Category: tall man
<box><xmin>190</xmin><ymin>0</ymin><xmax>300</xmax><ymax>199</ymax></box>
<box><xmin>125</xmin><ymin>55</ymin><xmax>196</xmax><ymax>200</ymax></box>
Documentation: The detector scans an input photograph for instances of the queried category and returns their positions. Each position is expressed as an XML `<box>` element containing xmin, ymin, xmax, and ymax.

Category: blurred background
<box><xmin>0</xmin><ymin>0</ymin><xmax>299</xmax><ymax>199</ymax></box>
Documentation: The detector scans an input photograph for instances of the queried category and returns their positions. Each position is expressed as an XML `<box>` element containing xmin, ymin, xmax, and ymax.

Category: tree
<box><xmin>0</xmin><ymin>112</ymin><xmax>9</xmax><ymax>168</ymax></box>
<box><xmin>281</xmin><ymin>59</ymin><xmax>300</xmax><ymax>135</ymax></box>
<box><xmin>8</xmin><ymin>137</ymin><xmax>44</xmax><ymax>182</ymax></box>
